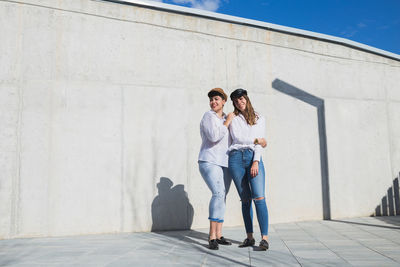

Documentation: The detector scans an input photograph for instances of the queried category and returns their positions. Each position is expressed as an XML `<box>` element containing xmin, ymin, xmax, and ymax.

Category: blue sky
<box><xmin>151</xmin><ymin>0</ymin><xmax>400</xmax><ymax>55</ymax></box>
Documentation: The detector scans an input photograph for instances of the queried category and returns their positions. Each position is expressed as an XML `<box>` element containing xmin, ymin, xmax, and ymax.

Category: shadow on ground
<box><xmin>373</xmin><ymin>173</ymin><xmax>400</xmax><ymax>217</ymax></box>
<box><xmin>151</xmin><ymin>177</ymin><xmax>249</xmax><ymax>265</ymax></box>
<box><xmin>331</xmin><ymin>219</ymin><xmax>400</xmax><ymax>229</ymax></box>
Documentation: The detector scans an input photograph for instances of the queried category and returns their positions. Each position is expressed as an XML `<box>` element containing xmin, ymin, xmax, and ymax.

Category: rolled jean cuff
<box><xmin>209</xmin><ymin>217</ymin><xmax>224</xmax><ymax>223</ymax></box>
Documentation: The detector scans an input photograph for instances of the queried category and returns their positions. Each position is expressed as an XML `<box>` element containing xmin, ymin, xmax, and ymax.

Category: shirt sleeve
<box><xmin>253</xmin><ymin>144</ymin><xmax>263</xmax><ymax>162</ymax></box>
<box><xmin>200</xmin><ymin>112</ymin><xmax>228</xmax><ymax>143</ymax></box>
<box><xmin>253</xmin><ymin>116</ymin><xmax>266</xmax><ymax>161</ymax></box>
<box><xmin>255</xmin><ymin>116</ymin><xmax>266</xmax><ymax>139</ymax></box>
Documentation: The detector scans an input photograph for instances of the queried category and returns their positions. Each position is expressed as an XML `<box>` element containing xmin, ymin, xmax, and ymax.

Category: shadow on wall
<box><xmin>372</xmin><ymin>173</ymin><xmax>400</xmax><ymax>217</ymax></box>
<box><xmin>151</xmin><ymin>177</ymin><xmax>194</xmax><ymax>231</ymax></box>
<box><xmin>272</xmin><ymin>79</ymin><xmax>331</xmax><ymax>220</ymax></box>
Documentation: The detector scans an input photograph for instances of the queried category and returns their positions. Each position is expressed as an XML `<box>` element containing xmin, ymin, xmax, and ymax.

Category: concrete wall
<box><xmin>1</xmin><ymin>0</ymin><xmax>399</xmax><ymax>239</ymax></box>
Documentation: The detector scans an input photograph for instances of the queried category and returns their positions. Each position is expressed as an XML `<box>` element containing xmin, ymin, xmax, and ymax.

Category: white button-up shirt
<box><xmin>198</xmin><ymin>110</ymin><xmax>230</xmax><ymax>167</ymax></box>
<box><xmin>228</xmin><ymin>113</ymin><xmax>266</xmax><ymax>162</ymax></box>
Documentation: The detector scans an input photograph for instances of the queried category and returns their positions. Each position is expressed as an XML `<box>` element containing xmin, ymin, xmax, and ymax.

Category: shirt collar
<box><xmin>209</xmin><ymin>110</ymin><xmax>226</xmax><ymax>119</ymax></box>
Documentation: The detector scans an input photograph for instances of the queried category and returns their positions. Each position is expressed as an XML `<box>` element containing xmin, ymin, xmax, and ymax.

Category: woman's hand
<box><xmin>250</xmin><ymin>161</ymin><xmax>259</xmax><ymax>177</ymax></box>
<box><xmin>224</xmin><ymin>112</ymin><xmax>236</xmax><ymax>127</ymax></box>
<box><xmin>254</xmin><ymin>138</ymin><xmax>267</xmax><ymax>148</ymax></box>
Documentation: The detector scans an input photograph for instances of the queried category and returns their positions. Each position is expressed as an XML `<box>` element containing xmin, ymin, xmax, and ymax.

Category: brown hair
<box><xmin>233</xmin><ymin>94</ymin><xmax>258</xmax><ymax>125</ymax></box>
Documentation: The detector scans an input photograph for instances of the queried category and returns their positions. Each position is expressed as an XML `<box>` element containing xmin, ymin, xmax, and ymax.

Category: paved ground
<box><xmin>1</xmin><ymin>216</ymin><xmax>400</xmax><ymax>266</ymax></box>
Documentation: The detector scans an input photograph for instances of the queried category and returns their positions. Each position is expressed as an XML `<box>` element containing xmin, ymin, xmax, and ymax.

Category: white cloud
<box><xmin>357</xmin><ymin>22</ymin><xmax>367</xmax><ymax>28</ymax></box>
<box><xmin>340</xmin><ymin>26</ymin><xmax>358</xmax><ymax>38</ymax></box>
<box><xmin>191</xmin><ymin>0</ymin><xmax>220</xmax><ymax>12</ymax></box>
<box><xmin>149</xmin><ymin>0</ymin><xmax>222</xmax><ymax>12</ymax></box>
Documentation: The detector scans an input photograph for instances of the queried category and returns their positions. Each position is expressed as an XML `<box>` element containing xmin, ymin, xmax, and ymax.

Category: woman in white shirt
<box><xmin>228</xmin><ymin>88</ymin><xmax>269</xmax><ymax>250</ymax></box>
<box><xmin>198</xmin><ymin>88</ymin><xmax>235</xmax><ymax>250</ymax></box>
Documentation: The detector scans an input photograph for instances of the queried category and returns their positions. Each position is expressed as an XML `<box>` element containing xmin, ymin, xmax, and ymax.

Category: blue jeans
<box><xmin>198</xmin><ymin>161</ymin><xmax>232</xmax><ymax>222</ymax></box>
<box><xmin>228</xmin><ymin>149</ymin><xmax>269</xmax><ymax>236</ymax></box>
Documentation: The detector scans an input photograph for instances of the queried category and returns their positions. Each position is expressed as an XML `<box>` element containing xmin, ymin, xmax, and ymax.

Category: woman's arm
<box><xmin>251</xmin><ymin>143</ymin><xmax>263</xmax><ymax>177</ymax></box>
<box><xmin>224</xmin><ymin>112</ymin><xmax>235</xmax><ymax>128</ymax></box>
<box><xmin>251</xmin><ymin>116</ymin><xmax>266</xmax><ymax>177</ymax></box>
<box><xmin>250</xmin><ymin>161</ymin><xmax>259</xmax><ymax>177</ymax></box>
<box><xmin>254</xmin><ymin>138</ymin><xmax>267</xmax><ymax>148</ymax></box>
<box><xmin>201</xmin><ymin>113</ymin><xmax>228</xmax><ymax>143</ymax></box>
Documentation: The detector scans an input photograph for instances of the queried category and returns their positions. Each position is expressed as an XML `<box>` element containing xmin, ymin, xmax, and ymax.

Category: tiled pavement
<box><xmin>1</xmin><ymin>216</ymin><xmax>400</xmax><ymax>266</ymax></box>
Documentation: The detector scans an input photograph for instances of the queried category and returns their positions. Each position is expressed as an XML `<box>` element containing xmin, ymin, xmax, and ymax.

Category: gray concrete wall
<box><xmin>1</xmin><ymin>0</ymin><xmax>399</xmax><ymax>239</ymax></box>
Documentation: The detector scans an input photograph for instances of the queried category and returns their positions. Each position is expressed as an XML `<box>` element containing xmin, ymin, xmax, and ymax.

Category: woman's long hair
<box><xmin>233</xmin><ymin>95</ymin><xmax>258</xmax><ymax>125</ymax></box>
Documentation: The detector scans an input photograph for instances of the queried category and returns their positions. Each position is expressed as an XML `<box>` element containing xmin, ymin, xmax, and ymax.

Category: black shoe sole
<box><xmin>239</xmin><ymin>242</ymin><xmax>255</xmax><ymax>248</ymax></box>
<box><xmin>217</xmin><ymin>241</ymin><xmax>232</xmax><ymax>245</ymax></box>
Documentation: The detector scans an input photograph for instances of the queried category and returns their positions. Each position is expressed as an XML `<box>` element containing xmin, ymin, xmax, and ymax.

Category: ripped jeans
<box><xmin>199</xmin><ymin>161</ymin><xmax>232</xmax><ymax>222</ymax></box>
<box><xmin>228</xmin><ymin>149</ymin><xmax>269</xmax><ymax>236</ymax></box>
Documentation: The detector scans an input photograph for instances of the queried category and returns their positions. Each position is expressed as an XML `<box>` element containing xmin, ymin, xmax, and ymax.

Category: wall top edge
<box><xmin>95</xmin><ymin>0</ymin><xmax>400</xmax><ymax>62</ymax></box>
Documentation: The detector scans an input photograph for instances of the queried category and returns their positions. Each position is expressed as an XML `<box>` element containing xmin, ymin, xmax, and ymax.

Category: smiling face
<box><xmin>209</xmin><ymin>95</ymin><xmax>226</xmax><ymax>113</ymax></box>
<box><xmin>233</xmin><ymin>96</ymin><xmax>247</xmax><ymax>112</ymax></box>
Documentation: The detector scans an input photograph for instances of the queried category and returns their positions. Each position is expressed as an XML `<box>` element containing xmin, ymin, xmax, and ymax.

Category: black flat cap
<box><xmin>230</xmin><ymin>88</ymin><xmax>247</xmax><ymax>100</ymax></box>
<box><xmin>208</xmin><ymin>88</ymin><xmax>227</xmax><ymax>101</ymax></box>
